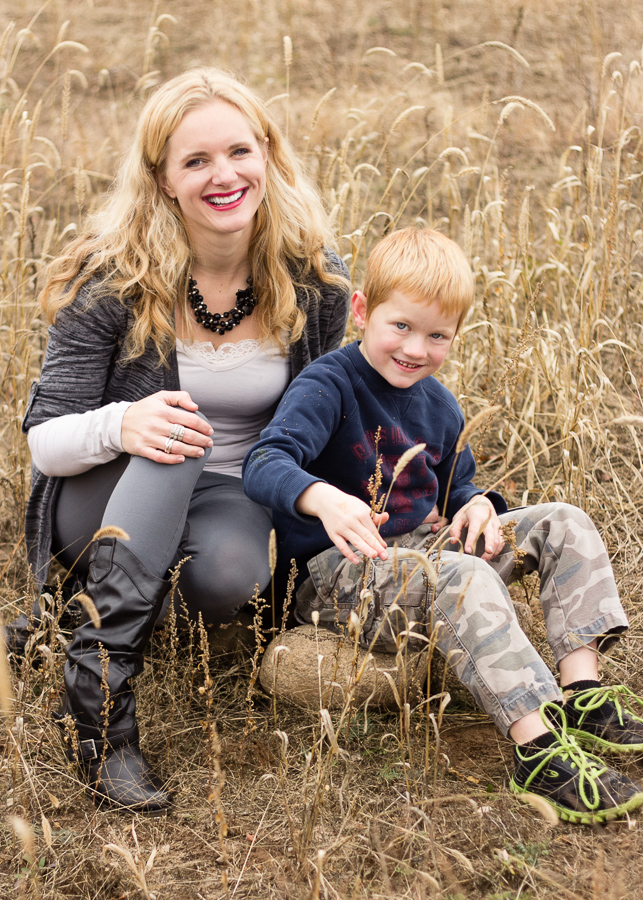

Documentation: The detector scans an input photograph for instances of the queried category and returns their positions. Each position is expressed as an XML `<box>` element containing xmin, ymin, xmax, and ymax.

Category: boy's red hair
<box><xmin>362</xmin><ymin>228</ymin><xmax>474</xmax><ymax>328</ymax></box>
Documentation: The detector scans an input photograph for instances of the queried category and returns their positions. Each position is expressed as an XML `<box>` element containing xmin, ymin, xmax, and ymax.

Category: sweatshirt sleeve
<box><xmin>243</xmin><ymin>361</ymin><xmax>348</xmax><ymax>519</ymax></box>
<box><xmin>436</xmin><ymin>440</ymin><xmax>507</xmax><ymax>519</ymax></box>
<box><xmin>431</xmin><ymin>397</ymin><xmax>507</xmax><ymax>518</ymax></box>
<box><xmin>27</xmin><ymin>401</ymin><xmax>132</xmax><ymax>476</ymax></box>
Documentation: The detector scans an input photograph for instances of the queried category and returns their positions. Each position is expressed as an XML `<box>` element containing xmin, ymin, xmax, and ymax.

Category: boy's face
<box><xmin>352</xmin><ymin>289</ymin><xmax>459</xmax><ymax>389</ymax></box>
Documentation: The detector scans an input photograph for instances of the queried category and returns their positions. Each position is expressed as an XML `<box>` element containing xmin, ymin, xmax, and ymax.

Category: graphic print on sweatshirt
<box><xmin>350</xmin><ymin>426</ymin><xmax>441</xmax><ymax>516</ymax></box>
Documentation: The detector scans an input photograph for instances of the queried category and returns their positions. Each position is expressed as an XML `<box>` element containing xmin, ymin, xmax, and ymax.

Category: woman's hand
<box><xmin>121</xmin><ymin>391</ymin><xmax>214</xmax><ymax>464</ymax></box>
<box><xmin>296</xmin><ymin>482</ymin><xmax>390</xmax><ymax>565</ymax></box>
<box><xmin>448</xmin><ymin>495</ymin><xmax>505</xmax><ymax>561</ymax></box>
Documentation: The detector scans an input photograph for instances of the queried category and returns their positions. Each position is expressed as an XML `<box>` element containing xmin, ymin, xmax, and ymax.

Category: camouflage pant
<box><xmin>296</xmin><ymin>503</ymin><xmax>628</xmax><ymax>735</ymax></box>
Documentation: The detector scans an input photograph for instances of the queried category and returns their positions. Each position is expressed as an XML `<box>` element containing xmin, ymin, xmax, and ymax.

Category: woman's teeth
<box><xmin>206</xmin><ymin>189</ymin><xmax>245</xmax><ymax>207</ymax></box>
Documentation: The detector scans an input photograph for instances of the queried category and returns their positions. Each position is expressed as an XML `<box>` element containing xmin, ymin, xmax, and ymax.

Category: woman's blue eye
<box><xmin>186</xmin><ymin>158</ymin><xmax>204</xmax><ymax>168</ymax></box>
<box><xmin>232</xmin><ymin>147</ymin><xmax>250</xmax><ymax>156</ymax></box>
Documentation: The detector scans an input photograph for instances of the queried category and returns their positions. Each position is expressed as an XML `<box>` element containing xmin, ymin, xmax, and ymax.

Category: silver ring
<box><xmin>169</xmin><ymin>423</ymin><xmax>186</xmax><ymax>442</ymax></box>
<box><xmin>164</xmin><ymin>437</ymin><xmax>175</xmax><ymax>454</ymax></box>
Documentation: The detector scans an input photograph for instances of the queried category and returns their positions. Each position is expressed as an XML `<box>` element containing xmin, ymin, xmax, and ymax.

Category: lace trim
<box><xmin>177</xmin><ymin>337</ymin><xmax>264</xmax><ymax>371</ymax></box>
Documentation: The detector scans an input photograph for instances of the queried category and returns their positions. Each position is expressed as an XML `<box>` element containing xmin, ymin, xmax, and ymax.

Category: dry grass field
<box><xmin>3</xmin><ymin>0</ymin><xmax>643</xmax><ymax>897</ymax></box>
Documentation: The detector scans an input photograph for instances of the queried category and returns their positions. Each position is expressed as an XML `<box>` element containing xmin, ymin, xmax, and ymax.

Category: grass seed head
<box><xmin>393</xmin><ymin>443</ymin><xmax>426</xmax><ymax>480</ymax></box>
<box><xmin>76</xmin><ymin>592</ymin><xmax>101</xmax><ymax>629</ymax></box>
<box><xmin>92</xmin><ymin>525</ymin><xmax>130</xmax><ymax>542</ymax></box>
<box><xmin>283</xmin><ymin>35</ymin><xmax>293</xmax><ymax>68</ymax></box>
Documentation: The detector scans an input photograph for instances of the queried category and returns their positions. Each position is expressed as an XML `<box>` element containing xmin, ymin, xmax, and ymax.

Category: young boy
<box><xmin>243</xmin><ymin>227</ymin><xmax>643</xmax><ymax>824</ymax></box>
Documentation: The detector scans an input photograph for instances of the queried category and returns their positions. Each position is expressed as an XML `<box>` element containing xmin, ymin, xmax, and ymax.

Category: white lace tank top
<box><xmin>176</xmin><ymin>337</ymin><xmax>290</xmax><ymax>477</ymax></box>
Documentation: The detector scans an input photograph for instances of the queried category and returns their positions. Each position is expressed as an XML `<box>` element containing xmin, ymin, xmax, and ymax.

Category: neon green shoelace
<box><xmin>518</xmin><ymin>704</ymin><xmax>609</xmax><ymax>811</ymax></box>
<box><xmin>570</xmin><ymin>685</ymin><xmax>643</xmax><ymax>728</ymax></box>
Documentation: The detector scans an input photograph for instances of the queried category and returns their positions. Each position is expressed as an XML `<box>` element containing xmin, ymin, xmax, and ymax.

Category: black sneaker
<box><xmin>510</xmin><ymin>703</ymin><xmax>643</xmax><ymax>824</ymax></box>
<box><xmin>565</xmin><ymin>685</ymin><xmax>643</xmax><ymax>754</ymax></box>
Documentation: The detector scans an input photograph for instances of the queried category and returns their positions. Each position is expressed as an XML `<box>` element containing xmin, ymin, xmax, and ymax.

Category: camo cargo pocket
<box><xmin>297</xmin><ymin>545</ymin><xmax>430</xmax><ymax>654</ymax></box>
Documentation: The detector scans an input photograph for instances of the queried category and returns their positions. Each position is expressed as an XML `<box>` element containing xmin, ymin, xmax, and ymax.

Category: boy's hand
<box><xmin>423</xmin><ymin>504</ymin><xmax>449</xmax><ymax>532</ymax></box>
<box><xmin>449</xmin><ymin>495</ymin><xmax>505</xmax><ymax>561</ymax></box>
<box><xmin>295</xmin><ymin>482</ymin><xmax>390</xmax><ymax>565</ymax></box>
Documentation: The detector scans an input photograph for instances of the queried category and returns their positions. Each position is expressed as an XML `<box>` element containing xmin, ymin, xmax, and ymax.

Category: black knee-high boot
<box><xmin>58</xmin><ymin>537</ymin><xmax>172</xmax><ymax>813</ymax></box>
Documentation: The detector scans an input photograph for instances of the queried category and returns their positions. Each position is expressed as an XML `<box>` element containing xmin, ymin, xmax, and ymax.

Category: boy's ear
<box><xmin>351</xmin><ymin>291</ymin><xmax>368</xmax><ymax>329</ymax></box>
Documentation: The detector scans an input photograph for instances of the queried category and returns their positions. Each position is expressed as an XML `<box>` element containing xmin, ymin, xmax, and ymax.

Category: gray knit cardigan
<box><xmin>23</xmin><ymin>251</ymin><xmax>350</xmax><ymax>586</ymax></box>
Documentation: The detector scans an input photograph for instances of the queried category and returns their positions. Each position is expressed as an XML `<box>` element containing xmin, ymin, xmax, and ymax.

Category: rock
<box><xmin>260</xmin><ymin>624</ymin><xmax>428</xmax><ymax>710</ymax></box>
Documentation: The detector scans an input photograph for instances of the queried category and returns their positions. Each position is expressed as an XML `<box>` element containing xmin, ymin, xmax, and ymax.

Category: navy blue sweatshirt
<box><xmin>243</xmin><ymin>341</ymin><xmax>506</xmax><ymax>580</ymax></box>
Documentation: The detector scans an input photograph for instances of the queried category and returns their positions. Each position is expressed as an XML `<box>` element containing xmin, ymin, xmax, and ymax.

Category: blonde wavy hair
<box><xmin>41</xmin><ymin>67</ymin><xmax>347</xmax><ymax>362</ymax></box>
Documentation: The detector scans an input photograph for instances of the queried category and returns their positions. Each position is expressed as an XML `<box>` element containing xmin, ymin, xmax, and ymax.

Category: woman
<box><xmin>19</xmin><ymin>68</ymin><xmax>350</xmax><ymax>813</ymax></box>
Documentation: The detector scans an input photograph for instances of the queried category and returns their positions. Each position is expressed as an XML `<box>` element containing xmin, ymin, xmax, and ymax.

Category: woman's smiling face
<box><xmin>159</xmin><ymin>99</ymin><xmax>268</xmax><ymax>249</ymax></box>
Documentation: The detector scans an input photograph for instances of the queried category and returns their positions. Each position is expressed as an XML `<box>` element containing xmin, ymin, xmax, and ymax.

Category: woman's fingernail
<box><xmin>198</xmin><ymin>449</ymin><xmax>204</xmax><ymax>456</ymax></box>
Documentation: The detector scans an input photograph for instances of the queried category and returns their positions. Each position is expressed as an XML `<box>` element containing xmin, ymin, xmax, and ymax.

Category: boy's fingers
<box><xmin>354</xmin><ymin>533</ymin><xmax>385</xmax><ymax>559</ymax></box>
<box><xmin>492</xmin><ymin>535</ymin><xmax>506</xmax><ymax>558</ymax></box>
<box><xmin>467</xmin><ymin>509</ymin><xmax>493</xmax><ymax>553</ymax></box>
<box><xmin>368</xmin><ymin>540</ymin><xmax>389</xmax><ymax>560</ymax></box>
<box><xmin>358</xmin><ymin>520</ymin><xmax>387</xmax><ymax>549</ymax></box>
<box><xmin>334</xmin><ymin>536</ymin><xmax>360</xmax><ymax>565</ymax></box>
<box><xmin>482</xmin><ymin>525</ymin><xmax>505</xmax><ymax>559</ymax></box>
<box><xmin>344</xmin><ymin>523</ymin><xmax>389</xmax><ymax>561</ymax></box>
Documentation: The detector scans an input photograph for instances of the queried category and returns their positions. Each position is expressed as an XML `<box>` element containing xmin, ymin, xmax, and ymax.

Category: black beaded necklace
<box><xmin>187</xmin><ymin>275</ymin><xmax>257</xmax><ymax>335</ymax></box>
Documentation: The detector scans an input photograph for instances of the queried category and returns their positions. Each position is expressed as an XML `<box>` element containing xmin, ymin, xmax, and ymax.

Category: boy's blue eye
<box><xmin>430</xmin><ymin>333</ymin><xmax>445</xmax><ymax>340</ymax></box>
<box><xmin>395</xmin><ymin>322</ymin><xmax>409</xmax><ymax>331</ymax></box>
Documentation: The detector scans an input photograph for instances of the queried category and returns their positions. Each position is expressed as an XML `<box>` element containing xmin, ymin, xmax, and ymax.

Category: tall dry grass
<box><xmin>2</xmin><ymin>0</ymin><xmax>643</xmax><ymax>897</ymax></box>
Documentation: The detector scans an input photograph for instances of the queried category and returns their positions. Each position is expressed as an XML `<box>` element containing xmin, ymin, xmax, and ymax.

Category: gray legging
<box><xmin>52</xmin><ymin>446</ymin><xmax>273</xmax><ymax>624</ymax></box>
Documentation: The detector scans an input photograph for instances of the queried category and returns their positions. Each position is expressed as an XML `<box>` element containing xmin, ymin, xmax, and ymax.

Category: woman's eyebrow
<box><xmin>177</xmin><ymin>141</ymin><xmax>251</xmax><ymax>163</ymax></box>
<box><xmin>178</xmin><ymin>148</ymin><xmax>209</xmax><ymax>161</ymax></box>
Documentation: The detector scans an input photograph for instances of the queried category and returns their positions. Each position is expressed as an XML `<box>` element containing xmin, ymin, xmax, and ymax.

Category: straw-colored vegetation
<box><xmin>2</xmin><ymin>0</ymin><xmax>643</xmax><ymax>896</ymax></box>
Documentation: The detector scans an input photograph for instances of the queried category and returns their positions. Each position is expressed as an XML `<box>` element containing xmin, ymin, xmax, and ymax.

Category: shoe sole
<box><xmin>88</xmin><ymin>784</ymin><xmax>173</xmax><ymax>816</ymax></box>
<box><xmin>568</xmin><ymin>726</ymin><xmax>643</xmax><ymax>755</ymax></box>
<box><xmin>510</xmin><ymin>778</ymin><xmax>643</xmax><ymax>825</ymax></box>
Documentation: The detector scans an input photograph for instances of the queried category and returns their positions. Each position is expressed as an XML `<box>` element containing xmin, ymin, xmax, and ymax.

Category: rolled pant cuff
<box><xmin>496</xmin><ymin>685</ymin><xmax>563</xmax><ymax>738</ymax></box>
<box><xmin>550</xmin><ymin>615</ymin><xmax>629</xmax><ymax>666</ymax></box>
